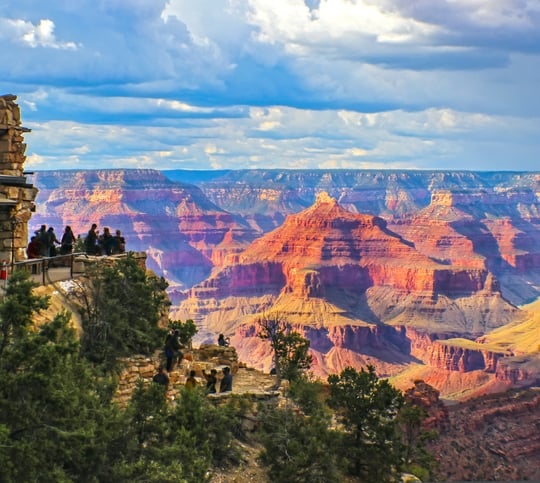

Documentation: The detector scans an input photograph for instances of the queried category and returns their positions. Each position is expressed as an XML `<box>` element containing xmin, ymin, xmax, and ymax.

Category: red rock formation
<box><xmin>495</xmin><ymin>356</ymin><xmax>540</xmax><ymax>385</ymax></box>
<box><xmin>427</xmin><ymin>342</ymin><xmax>498</xmax><ymax>372</ymax></box>
<box><xmin>429</xmin><ymin>388</ymin><xmax>540</xmax><ymax>481</ymax></box>
<box><xmin>404</xmin><ymin>380</ymin><xmax>449</xmax><ymax>430</ymax></box>
<box><xmin>174</xmin><ymin>193</ymin><xmax>528</xmax><ymax>390</ymax></box>
<box><xmin>31</xmin><ymin>169</ymin><xmax>259</xmax><ymax>288</ymax></box>
<box><xmin>231</xmin><ymin>192</ymin><xmax>494</xmax><ymax>297</ymax></box>
<box><xmin>390</xmin><ymin>189</ymin><xmax>540</xmax><ymax>304</ymax></box>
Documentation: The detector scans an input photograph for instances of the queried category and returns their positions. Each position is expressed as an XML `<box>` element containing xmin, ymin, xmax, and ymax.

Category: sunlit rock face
<box><xmin>174</xmin><ymin>193</ymin><xmax>530</xmax><ymax>392</ymax></box>
<box><xmin>32</xmin><ymin>169</ymin><xmax>540</xmax><ymax>303</ymax></box>
<box><xmin>168</xmin><ymin>169</ymin><xmax>540</xmax><ymax>306</ymax></box>
<box><xmin>30</xmin><ymin>169</ymin><xmax>540</xmax><ymax>397</ymax></box>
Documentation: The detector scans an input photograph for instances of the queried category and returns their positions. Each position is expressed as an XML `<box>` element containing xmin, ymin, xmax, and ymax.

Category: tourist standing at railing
<box><xmin>35</xmin><ymin>225</ymin><xmax>50</xmax><ymax>257</ymax></box>
<box><xmin>47</xmin><ymin>227</ymin><xmax>61</xmax><ymax>257</ymax></box>
<box><xmin>114</xmin><ymin>229</ymin><xmax>126</xmax><ymax>254</ymax></box>
<box><xmin>100</xmin><ymin>227</ymin><xmax>116</xmax><ymax>255</ymax></box>
<box><xmin>60</xmin><ymin>226</ymin><xmax>75</xmax><ymax>254</ymax></box>
<box><xmin>85</xmin><ymin>224</ymin><xmax>99</xmax><ymax>255</ymax></box>
<box><xmin>27</xmin><ymin>236</ymin><xmax>40</xmax><ymax>259</ymax></box>
<box><xmin>26</xmin><ymin>236</ymin><xmax>41</xmax><ymax>274</ymax></box>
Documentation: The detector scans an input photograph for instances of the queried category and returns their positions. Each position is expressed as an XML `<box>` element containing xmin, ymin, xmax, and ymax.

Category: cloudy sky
<box><xmin>1</xmin><ymin>0</ymin><xmax>539</xmax><ymax>171</ymax></box>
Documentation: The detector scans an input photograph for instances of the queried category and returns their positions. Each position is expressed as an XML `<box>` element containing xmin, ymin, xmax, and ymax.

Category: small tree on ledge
<box><xmin>257</xmin><ymin>313</ymin><xmax>312</xmax><ymax>389</ymax></box>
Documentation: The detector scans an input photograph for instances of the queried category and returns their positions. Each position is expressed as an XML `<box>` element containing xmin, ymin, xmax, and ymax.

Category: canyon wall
<box><xmin>30</xmin><ymin>169</ymin><xmax>540</xmax><ymax>397</ymax></box>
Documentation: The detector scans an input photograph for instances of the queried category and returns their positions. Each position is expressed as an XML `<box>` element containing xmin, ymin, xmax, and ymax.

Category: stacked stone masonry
<box><xmin>0</xmin><ymin>94</ymin><xmax>38</xmax><ymax>263</ymax></box>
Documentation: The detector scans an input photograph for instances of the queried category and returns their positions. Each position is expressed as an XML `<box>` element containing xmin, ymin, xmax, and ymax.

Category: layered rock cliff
<box><xmin>174</xmin><ymin>193</ymin><xmax>532</xmax><ymax>391</ymax></box>
<box><xmin>32</xmin><ymin>169</ymin><xmax>540</xmax><ymax>304</ymax></box>
<box><xmin>30</xmin><ymin>168</ymin><xmax>540</xmax><ymax>397</ymax></box>
<box><xmin>30</xmin><ymin>169</ymin><xmax>259</xmax><ymax>289</ymax></box>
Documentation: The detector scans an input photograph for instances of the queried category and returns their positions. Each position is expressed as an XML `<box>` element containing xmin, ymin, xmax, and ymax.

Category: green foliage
<box><xmin>327</xmin><ymin>365</ymin><xmax>405</xmax><ymax>482</ymax></box>
<box><xmin>257</xmin><ymin>315</ymin><xmax>312</xmax><ymax>386</ymax></box>
<box><xmin>259</xmin><ymin>377</ymin><xmax>343</xmax><ymax>482</ymax></box>
<box><xmin>398</xmin><ymin>402</ymin><xmax>438</xmax><ymax>481</ymax></box>
<box><xmin>0</xmin><ymin>270</ymin><xmax>49</xmax><ymax>356</ymax></box>
<box><xmin>0</xmin><ymin>305</ymin><xmax>121</xmax><ymax>482</ymax></box>
<box><xmin>287</xmin><ymin>376</ymin><xmax>327</xmax><ymax>416</ymax></box>
<box><xmin>114</xmin><ymin>384</ymin><xmax>243</xmax><ymax>482</ymax></box>
<box><xmin>279</xmin><ymin>331</ymin><xmax>313</xmax><ymax>382</ymax></box>
<box><xmin>72</xmin><ymin>255</ymin><xmax>169</xmax><ymax>369</ymax></box>
<box><xmin>168</xmin><ymin>318</ymin><xmax>198</xmax><ymax>348</ymax></box>
<box><xmin>0</xmin><ymin>270</ymin><xmax>244</xmax><ymax>482</ymax></box>
<box><xmin>258</xmin><ymin>402</ymin><xmax>342</xmax><ymax>483</ymax></box>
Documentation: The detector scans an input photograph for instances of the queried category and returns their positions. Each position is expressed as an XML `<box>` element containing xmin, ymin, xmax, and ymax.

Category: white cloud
<box><xmin>245</xmin><ymin>0</ymin><xmax>439</xmax><ymax>49</ymax></box>
<box><xmin>2</xmin><ymin>1</ymin><xmax>540</xmax><ymax>171</ymax></box>
<box><xmin>0</xmin><ymin>18</ymin><xmax>80</xmax><ymax>50</ymax></box>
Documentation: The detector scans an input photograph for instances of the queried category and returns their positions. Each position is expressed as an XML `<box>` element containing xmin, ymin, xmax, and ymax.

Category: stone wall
<box><xmin>0</xmin><ymin>94</ymin><xmax>38</xmax><ymax>263</ymax></box>
<box><xmin>114</xmin><ymin>345</ymin><xmax>241</xmax><ymax>406</ymax></box>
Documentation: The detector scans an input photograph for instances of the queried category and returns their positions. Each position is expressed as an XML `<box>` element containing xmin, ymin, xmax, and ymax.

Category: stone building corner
<box><xmin>0</xmin><ymin>94</ymin><xmax>38</xmax><ymax>263</ymax></box>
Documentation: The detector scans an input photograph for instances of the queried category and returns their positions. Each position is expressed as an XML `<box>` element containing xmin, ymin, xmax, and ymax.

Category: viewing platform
<box><xmin>1</xmin><ymin>251</ymin><xmax>147</xmax><ymax>291</ymax></box>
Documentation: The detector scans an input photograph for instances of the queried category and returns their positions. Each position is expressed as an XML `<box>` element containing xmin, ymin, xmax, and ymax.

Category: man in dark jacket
<box><xmin>220</xmin><ymin>366</ymin><xmax>232</xmax><ymax>393</ymax></box>
<box><xmin>164</xmin><ymin>329</ymin><xmax>183</xmax><ymax>372</ymax></box>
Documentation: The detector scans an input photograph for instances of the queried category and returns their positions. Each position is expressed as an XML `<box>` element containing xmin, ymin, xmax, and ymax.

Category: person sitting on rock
<box><xmin>203</xmin><ymin>368</ymin><xmax>217</xmax><ymax>394</ymax></box>
<box><xmin>152</xmin><ymin>366</ymin><xmax>169</xmax><ymax>389</ymax></box>
<box><xmin>220</xmin><ymin>366</ymin><xmax>232</xmax><ymax>393</ymax></box>
<box><xmin>218</xmin><ymin>334</ymin><xmax>230</xmax><ymax>347</ymax></box>
<box><xmin>185</xmin><ymin>370</ymin><xmax>198</xmax><ymax>389</ymax></box>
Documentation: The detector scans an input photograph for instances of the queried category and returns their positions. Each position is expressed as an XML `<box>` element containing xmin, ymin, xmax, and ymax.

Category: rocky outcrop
<box><xmin>178</xmin><ymin>194</ymin><xmax>513</xmax><ymax>327</ymax></box>
<box><xmin>427</xmin><ymin>342</ymin><xmax>502</xmax><ymax>372</ymax></box>
<box><xmin>404</xmin><ymin>380</ymin><xmax>449</xmax><ymax>430</ymax></box>
<box><xmin>495</xmin><ymin>356</ymin><xmax>540</xmax><ymax>385</ymax></box>
<box><xmin>166</xmin><ymin>170</ymin><xmax>540</xmax><ymax>304</ymax></box>
<box><xmin>173</xmin><ymin>194</ymin><xmax>528</xmax><ymax>385</ymax></box>
<box><xmin>229</xmin><ymin>192</ymin><xmax>496</xmax><ymax>297</ymax></box>
<box><xmin>115</xmin><ymin>345</ymin><xmax>241</xmax><ymax>406</ymax></box>
<box><xmin>429</xmin><ymin>388</ymin><xmax>540</xmax><ymax>482</ymax></box>
<box><xmin>230</xmin><ymin>320</ymin><xmax>416</xmax><ymax>379</ymax></box>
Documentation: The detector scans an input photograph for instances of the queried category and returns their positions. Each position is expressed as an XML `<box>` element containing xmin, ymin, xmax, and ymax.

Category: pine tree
<box><xmin>70</xmin><ymin>255</ymin><xmax>169</xmax><ymax>369</ymax></box>
<box><xmin>0</xmin><ymin>272</ymin><xmax>120</xmax><ymax>481</ymax></box>
<box><xmin>327</xmin><ymin>365</ymin><xmax>405</xmax><ymax>482</ymax></box>
<box><xmin>257</xmin><ymin>314</ymin><xmax>312</xmax><ymax>387</ymax></box>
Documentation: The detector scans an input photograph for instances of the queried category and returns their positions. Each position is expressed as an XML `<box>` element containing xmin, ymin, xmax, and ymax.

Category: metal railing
<box><xmin>10</xmin><ymin>252</ymin><xmax>88</xmax><ymax>286</ymax></box>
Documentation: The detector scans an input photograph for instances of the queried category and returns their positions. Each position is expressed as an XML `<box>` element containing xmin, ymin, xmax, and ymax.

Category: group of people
<box><xmin>27</xmin><ymin>223</ymin><xmax>126</xmax><ymax>260</ymax></box>
<box><xmin>153</xmin><ymin>366</ymin><xmax>233</xmax><ymax>394</ymax></box>
<box><xmin>28</xmin><ymin>225</ymin><xmax>76</xmax><ymax>259</ymax></box>
<box><xmin>202</xmin><ymin>366</ymin><xmax>232</xmax><ymax>393</ymax></box>
<box><xmin>153</xmin><ymin>332</ymin><xmax>233</xmax><ymax>393</ymax></box>
<box><xmin>84</xmin><ymin>223</ymin><xmax>126</xmax><ymax>256</ymax></box>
